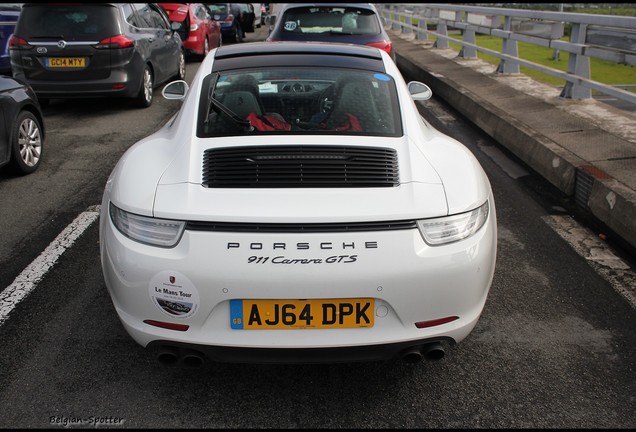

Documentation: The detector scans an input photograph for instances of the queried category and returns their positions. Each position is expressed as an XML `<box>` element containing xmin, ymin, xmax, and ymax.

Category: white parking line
<box><xmin>0</xmin><ymin>205</ymin><xmax>100</xmax><ymax>326</ymax></box>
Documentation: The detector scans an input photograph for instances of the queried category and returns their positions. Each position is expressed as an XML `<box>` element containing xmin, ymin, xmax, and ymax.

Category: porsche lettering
<box><xmin>227</xmin><ymin>241</ymin><xmax>378</xmax><ymax>250</ymax></box>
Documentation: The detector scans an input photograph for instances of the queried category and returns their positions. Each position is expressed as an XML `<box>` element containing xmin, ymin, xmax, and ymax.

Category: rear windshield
<box><xmin>207</xmin><ymin>4</ymin><xmax>229</xmax><ymax>15</ymax></box>
<box><xmin>280</xmin><ymin>6</ymin><xmax>381</xmax><ymax>35</ymax></box>
<box><xmin>197</xmin><ymin>67</ymin><xmax>401</xmax><ymax>138</ymax></box>
<box><xmin>0</xmin><ymin>4</ymin><xmax>21</xmax><ymax>12</ymax></box>
<box><xmin>16</xmin><ymin>4</ymin><xmax>120</xmax><ymax>40</ymax></box>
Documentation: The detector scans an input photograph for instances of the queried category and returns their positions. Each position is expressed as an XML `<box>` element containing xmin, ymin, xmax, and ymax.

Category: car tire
<box><xmin>9</xmin><ymin>110</ymin><xmax>43</xmax><ymax>175</ymax></box>
<box><xmin>135</xmin><ymin>65</ymin><xmax>153</xmax><ymax>108</ymax></box>
<box><xmin>175</xmin><ymin>50</ymin><xmax>186</xmax><ymax>80</ymax></box>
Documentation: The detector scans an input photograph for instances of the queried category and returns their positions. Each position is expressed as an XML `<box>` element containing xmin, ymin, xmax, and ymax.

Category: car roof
<box><xmin>21</xmin><ymin>2</ymin><xmax>125</xmax><ymax>9</ymax></box>
<box><xmin>158</xmin><ymin>3</ymin><xmax>191</xmax><ymax>21</ymax></box>
<box><xmin>22</xmin><ymin>2</ymin><xmax>121</xmax><ymax>5</ymax></box>
<box><xmin>277</xmin><ymin>3</ymin><xmax>378</xmax><ymax>12</ymax></box>
<box><xmin>215</xmin><ymin>40</ymin><xmax>383</xmax><ymax>60</ymax></box>
<box><xmin>211</xmin><ymin>41</ymin><xmax>386</xmax><ymax>72</ymax></box>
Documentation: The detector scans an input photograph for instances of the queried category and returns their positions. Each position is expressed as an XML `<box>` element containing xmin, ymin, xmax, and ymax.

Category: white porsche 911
<box><xmin>99</xmin><ymin>41</ymin><xmax>497</xmax><ymax>365</ymax></box>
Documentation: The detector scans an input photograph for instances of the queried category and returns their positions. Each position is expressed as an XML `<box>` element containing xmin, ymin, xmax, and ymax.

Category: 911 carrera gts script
<box><xmin>248</xmin><ymin>255</ymin><xmax>357</xmax><ymax>264</ymax></box>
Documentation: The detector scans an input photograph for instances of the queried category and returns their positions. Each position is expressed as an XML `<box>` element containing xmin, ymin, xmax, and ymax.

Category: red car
<box><xmin>159</xmin><ymin>3</ymin><xmax>221</xmax><ymax>60</ymax></box>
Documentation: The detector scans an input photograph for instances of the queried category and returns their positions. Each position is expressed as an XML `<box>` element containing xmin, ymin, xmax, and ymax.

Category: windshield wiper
<box><xmin>204</xmin><ymin>73</ymin><xmax>253</xmax><ymax>131</ymax></box>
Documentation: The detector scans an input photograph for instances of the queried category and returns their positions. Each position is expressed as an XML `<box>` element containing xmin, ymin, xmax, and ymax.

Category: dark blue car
<box><xmin>265</xmin><ymin>3</ymin><xmax>395</xmax><ymax>62</ymax></box>
<box><xmin>205</xmin><ymin>3</ymin><xmax>245</xmax><ymax>43</ymax></box>
<box><xmin>0</xmin><ymin>3</ymin><xmax>21</xmax><ymax>75</ymax></box>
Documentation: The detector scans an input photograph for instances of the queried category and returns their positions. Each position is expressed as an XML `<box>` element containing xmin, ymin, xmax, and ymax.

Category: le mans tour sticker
<box><xmin>149</xmin><ymin>271</ymin><xmax>199</xmax><ymax>319</ymax></box>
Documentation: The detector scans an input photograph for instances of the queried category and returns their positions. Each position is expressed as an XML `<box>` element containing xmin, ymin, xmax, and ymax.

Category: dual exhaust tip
<box><xmin>400</xmin><ymin>342</ymin><xmax>445</xmax><ymax>363</ymax></box>
<box><xmin>157</xmin><ymin>346</ymin><xmax>205</xmax><ymax>367</ymax></box>
<box><xmin>156</xmin><ymin>342</ymin><xmax>445</xmax><ymax>366</ymax></box>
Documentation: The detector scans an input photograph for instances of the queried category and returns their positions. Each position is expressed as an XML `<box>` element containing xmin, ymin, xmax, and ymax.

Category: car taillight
<box><xmin>417</xmin><ymin>201</ymin><xmax>490</xmax><ymax>246</ymax></box>
<box><xmin>143</xmin><ymin>320</ymin><xmax>189</xmax><ymax>331</ymax></box>
<box><xmin>366</xmin><ymin>40</ymin><xmax>393</xmax><ymax>55</ymax></box>
<box><xmin>415</xmin><ymin>316</ymin><xmax>459</xmax><ymax>329</ymax></box>
<box><xmin>224</xmin><ymin>14</ymin><xmax>234</xmax><ymax>23</ymax></box>
<box><xmin>95</xmin><ymin>35</ymin><xmax>135</xmax><ymax>49</ymax></box>
<box><xmin>190</xmin><ymin>23</ymin><xmax>199</xmax><ymax>31</ymax></box>
<box><xmin>8</xmin><ymin>35</ymin><xmax>31</xmax><ymax>50</ymax></box>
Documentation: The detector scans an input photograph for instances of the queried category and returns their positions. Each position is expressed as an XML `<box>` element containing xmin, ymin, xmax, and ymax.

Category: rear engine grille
<box><xmin>202</xmin><ymin>145</ymin><xmax>399</xmax><ymax>188</ymax></box>
<box><xmin>185</xmin><ymin>220</ymin><xmax>417</xmax><ymax>233</ymax></box>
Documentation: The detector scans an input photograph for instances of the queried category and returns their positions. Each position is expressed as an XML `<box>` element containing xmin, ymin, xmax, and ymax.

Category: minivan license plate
<box><xmin>46</xmin><ymin>57</ymin><xmax>86</xmax><ymax>68</ymax></box>
<box><xmin>230</xmin><ymin>298</ymin><xmax>374</xmax><ymax>329</ymax></box>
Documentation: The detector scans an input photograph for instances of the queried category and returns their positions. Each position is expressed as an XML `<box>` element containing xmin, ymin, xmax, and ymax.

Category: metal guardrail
<box><xmin>377</xmin><ymin>3</ymin><xmax>636</xmax><ymax>105</ymax></box>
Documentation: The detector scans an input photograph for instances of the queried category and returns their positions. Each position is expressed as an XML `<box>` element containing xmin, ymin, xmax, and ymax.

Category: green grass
<box><xmin>444</xmin><ymin>35</ymin><xmax>636</xmax><ymax>91</ymax></box>
<box><xmin>393</xmin><ymin>12</ymin><xmax>636</xmax><ymax>92</ymax></box>
<box><xmin>538</xmin><ymin>6</ymin><xmax>635</xmax><ymax>16</ymax></box>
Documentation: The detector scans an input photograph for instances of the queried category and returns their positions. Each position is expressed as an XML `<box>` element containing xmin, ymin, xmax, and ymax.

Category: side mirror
<box><xmin>170</xmin><ymin>21</ymin><xmax>181</xmax><ymax>32</ymax></box>
<box><xmin>162</xmin><ymin>80</ymin><xmax>189</xmax><ymax>101</ymax></box>
<box><xmin>407</xmin><ymin>81</ymin><xmax>432</xmax><ymax>101</ymax></box>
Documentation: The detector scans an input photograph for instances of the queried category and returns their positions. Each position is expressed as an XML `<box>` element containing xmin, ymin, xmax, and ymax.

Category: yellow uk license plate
<box><xmin>46</xmin><ymin>57</ymin><xmax>86</xmax><ymax>68</ymax></box>
<box><xmin>230</xmin><ymin>298</ymin><xmax>374</xmax><ymax>329</ymax></box>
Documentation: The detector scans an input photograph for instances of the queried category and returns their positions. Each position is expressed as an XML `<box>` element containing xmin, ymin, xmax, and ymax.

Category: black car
<box><xmin>259</xmin><ymin>3</ymin><xmax>270</xmax><ymax>26</ymax></box>
<box><xmin>266</xmin><ymin>3</ymin><xmax>395</xmax><ymax>62</ymax></box>
<box><xmin>9</xmin><ymin>3</ymin><xmax>186</xmax><ymax>108</ymax></box>
<box><xmin>236</xmin><ymin>3</ymin><xmax>256</xmax><ymax>33</ymax></box>
<box><xmin>0</xmin><ymin>75</ymin><xmax>44</xmax><ymax>175</ymax></box>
